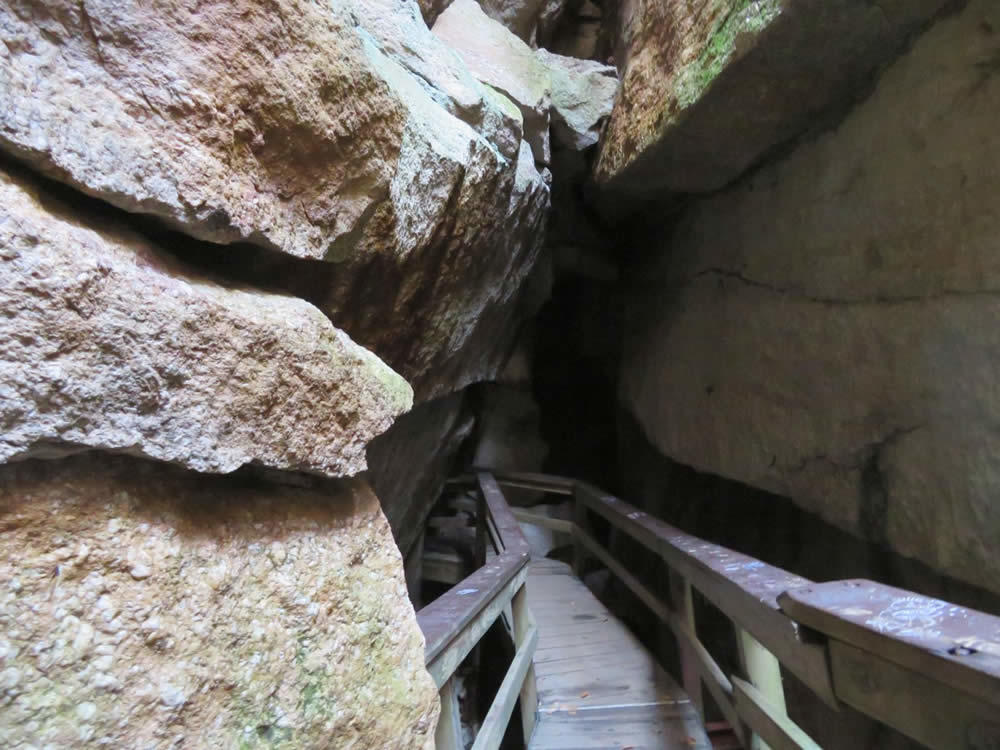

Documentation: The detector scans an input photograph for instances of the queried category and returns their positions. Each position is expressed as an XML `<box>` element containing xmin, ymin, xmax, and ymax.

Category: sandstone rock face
<box><xmin>479</xmin><ymin>0</ymin><xmax>569</xmax><ymax>45</ymax></box>
<box><xmin>0</xmin><ymin>0</ymin><xmax>404</xmax><ymax>258</ymax></box>
<box><xmin>0</xmin><ymin>0</ymin><xmax>550</xmax><ymax>403</ymax></box>
<box><xmin>433</xmin><ymin>0</ymin><xmax>618</xmax><ymax>160</ymax></box>
<box><xmin>434</xmin><ymin>0</ymin><xmax>554</xmax><ymax>163</ymax></box>
<box><xmin>538</xmin><ymin>49</ymin><xmax>618</xmax><ymax>150</ymax></box>
<box><xmin>620</xmin><ymin>0</ymin><xmax>1000</xmax><ymax>593</ymax></box>
<box><xmin>0</xmin><ymin>454</ymin><xmax>438</xmax><ymax>749</ymax></box>
<box><xmin>595</xmin><ymin>0</ymin><xmax>950</xmax><ymax>196</ymax></box>
<box><xmin>0</xmin><ymin>166</ymin><xmax>410</xmax><ymax>478</ymax></box>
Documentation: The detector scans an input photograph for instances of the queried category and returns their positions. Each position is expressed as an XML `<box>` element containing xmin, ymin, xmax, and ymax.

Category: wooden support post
<box><xmin>572</xmin><ymin>487</ymin><xmax>588</xmax><ymax>577</ymax></box>
<box><xmin>435</xmin><ymin>676</ymin><xmax>463</xmax><ymax>750</ymax></box>
<box><xmin>738</xmin><ymin>627</ymin><xmax>787</xmax><ymax>750</ymax></box>
<box><xmin>475</xmin><ymin>490</ymin><xmax>487</xmax><ymax>569</ymax></box>
<box><xmin>670</xmin><ymin>570</ymin><xmax>704</xmax><ymax>718</ymax></box>
<box><xmin>511</xmin><ymin>582</ymin><xmax>538</xmax><ymax>744</ymax></box>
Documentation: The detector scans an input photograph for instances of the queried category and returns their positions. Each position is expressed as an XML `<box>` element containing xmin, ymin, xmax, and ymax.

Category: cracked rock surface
<box><xmin>0</xmin><ymin>454</ymin><xmax>437</xmax><ymax>749</ymax></box>
<box><xmin>0</xmin><ymin>0</ymin><xmax>550</xmax><ymax>402</ymax></box>
<box><xmin>0</xmin><ymin>164</ymin><xmax>411</xmax><ymax>478</ymax></box>
<box><xmin>620</xmin><ymin>0</ymin><xmax>1000</xmax><ymax>592</ymax></box>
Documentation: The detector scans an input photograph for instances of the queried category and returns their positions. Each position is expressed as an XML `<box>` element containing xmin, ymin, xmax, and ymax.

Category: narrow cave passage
<box><xmin>2</xmin><ymin>1</ymin><xmax>999</xmax><ymax>749</ymax></box>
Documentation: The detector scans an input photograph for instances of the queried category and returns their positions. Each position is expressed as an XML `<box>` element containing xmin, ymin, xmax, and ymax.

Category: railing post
<box><xmin>435</xmin><ymin>676</ymin><xmax>464</xmax><ymax>750</ymax></box>
<box><xmin>511</xmin><ymin>582</ymin><xmax>538</xmax><ymax>744</ymax></box>
<box><xmin>737</xmin><ymin>627</ymin><xmax>787</xmax><ymax>750</ymax></box>
<box><xmin>475</xmin><ymin>489</ymin><xmax>487</xmax><ymax>568</ymax></box>
<box><xmin>669</xmin><ymin>570</ymin><xmax>704</xmax><ymax>718</ymax></box>
<box><xmin>572</xmin><ymin>485</ymin><xmax>588</xmax><ymax>577</ymax></box>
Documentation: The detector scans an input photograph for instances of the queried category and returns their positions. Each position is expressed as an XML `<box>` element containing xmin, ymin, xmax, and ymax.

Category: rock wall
<box><xmin>0</xmin><ymin>0</ymin><xmax>552</xmax><ymax>402</ymax></box>
<box><xmin>619</xmin><ymin>0</ymin><xmax>1000</xmax><ymax>593</ymax></box>
<box><xmin>0</xmin><ymin>0</ymin><xmax>620</xmax><ymax>743</ymax></box>
<box><xmin>595</xmin><ymin>0</ymin><xmax>951</xmax><ymax>198</ymax></box>
<box><xmin>0</xmin><ymin>454</ymin><xmax>437</xmax><ymax>749</ymax></box>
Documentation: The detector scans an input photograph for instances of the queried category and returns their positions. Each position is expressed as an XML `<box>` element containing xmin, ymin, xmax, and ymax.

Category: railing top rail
<box><xmin>417</xmin><ymin>472</ymin><xmax>531</xmax><ymax>665</ymax></box>
<box><xmin>484</xmin><ymin>471</ymin><xmax>1000</xmax><ymax>708</ymax></box>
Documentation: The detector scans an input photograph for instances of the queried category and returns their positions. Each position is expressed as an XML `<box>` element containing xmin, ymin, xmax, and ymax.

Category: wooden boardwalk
<box><xmin>525</xmin><ymin>558</ymin><xmax>711</xmax><ymax>750</ymax></box>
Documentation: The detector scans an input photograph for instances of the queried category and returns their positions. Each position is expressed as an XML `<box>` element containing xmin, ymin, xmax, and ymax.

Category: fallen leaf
<box><xmin>580</xmin><ymin>691</ymin><xmax>590</xmax><ymax>698</ymax></box>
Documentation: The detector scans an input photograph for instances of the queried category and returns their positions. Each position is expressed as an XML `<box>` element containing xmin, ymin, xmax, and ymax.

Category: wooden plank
<box><xmin>423</xmin><ymin>550</ymin><xmax>466</xmax><ymax>585</ymax></box>
<box><xmin>732</xmin><ymin>677</ymin><xmax>821</xmax><ymax>750</ymax></box>
<box><xmin>575</xmin><ymin>482</ymin><xmax>838</xmax><ymax>707</ymax></box>
<box><xmin>737</xmin><ymin>628</ymin><xmax>787</xmax><ymax>750</ymax></box>
<box><xmin>435</xmin><ymin>676</ymin><xmax>464</xmax><ymax>750</ymax></box>
<box><xmin>419</xmin><ymin>548</ymin><xmax>528</xmax><ymax>665</ymax></box>
<box><xmin>528</xmin><ymin>702</ymin><xmax>710</xmax><ymax>750</ymax></box>
<box><xmin>510</xmin><ymin>507</ymin><xmax>574</xmax><ymax>535</ymax></box>
<box><xmin>425</xmin><ymin>565</ymin><xmax>528</xmax><ymax>687</ymax></box>
<box><xmin>778</xmin><ymin>579</ymin><xmax>1000</xmax><ymax>708</ymax></box>
<box><xmin>575</xmin><ymin>529</ymin><xmax>745</xmax><ymax>745</ymax></box>
<box><xmin>479</xmin><ymin>473</ymin><xmax>532</xmax><ymax>557</ymax></box>
<box><xmin>475</xmin><ymin>470</ymin><xmax>577</xmax><ymax>496</ymax></box>
<box><xmin>827</xmin><ymin>639</ymin><xmax>1000</xmax><ymax>750</ymax></box>
<box><xmin>472</xmin><ymin>626</ymin><xmax>539</xmax><ymax>750</ymax></box>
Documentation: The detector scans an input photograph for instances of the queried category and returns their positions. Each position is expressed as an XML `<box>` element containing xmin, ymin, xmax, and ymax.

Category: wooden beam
<box><xmin>737</xmin><ymin>628</ymin><xmax>787</xmax><ymax>750</ymax></box>
<box><xmin>423</xmin><ymin>551</ymin><xmax>466</xmax><ymax>586</ymax></box>
<box><xmin>509</xmin><ymin>507</ymin><xmax>574</xmax><ymax>535</ymax></box>
<box><xmin>827</xmin><ymin>639</ymin><xmax>1000</xmax><ymax>750</ymax></box>
<box><xmin>732</xmin><ymin>677</ymin><xmax>821</xmax><ymax>750</ymax></box>
<box><xmin>471</xmin><ymin>627</ymin><xmax>539</xmax><ymax>750</ymax></box>
<box><xmin>778</xmin><ymin>579</ymin><xmax>1000</xmax><ymax>708</ymax></box>
<box><xmin>425</xmin><ymin>565</ymin><xmax>529</xmax><ymax>688</ymax></box>
<box><xmin>576</xmin><ymin>482</ymin><xmax>837</xmax><ymax>707</ymax></box>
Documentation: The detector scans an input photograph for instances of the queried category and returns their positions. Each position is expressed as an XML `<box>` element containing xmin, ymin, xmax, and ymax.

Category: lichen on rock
<box><xmin>0</xmin><ymin>454</ymin><xmax>438</xmax><ymax>748</ymax></box>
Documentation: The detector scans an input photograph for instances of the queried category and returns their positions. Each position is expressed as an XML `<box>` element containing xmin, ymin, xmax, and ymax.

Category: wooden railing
<box><xmin>436</xmin><ymin>471</ymin><xmax>1000</xmax><ymax>750</ymax></box>
<box><xmin>416</xmin><ymin>473</ymin><xmax>538</xmax><ymax>750</ymax></box>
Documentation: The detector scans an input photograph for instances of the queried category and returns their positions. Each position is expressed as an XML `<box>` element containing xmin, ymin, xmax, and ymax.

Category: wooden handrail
<box><xmin>416</xmin><ymin>472</ymin><xmax>538</xmax><ymax>750</ymax></box>
<box><xmin>472</xmin><ymin>470</ymin><xmax>1000</xmax><ymax>750</ymax></box>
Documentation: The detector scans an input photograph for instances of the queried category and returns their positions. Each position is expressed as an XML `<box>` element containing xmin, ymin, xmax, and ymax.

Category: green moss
<box><xmin>673</xmin><ymin>0</ymin><xmax>782</xmax><ymax>113</ymax></box>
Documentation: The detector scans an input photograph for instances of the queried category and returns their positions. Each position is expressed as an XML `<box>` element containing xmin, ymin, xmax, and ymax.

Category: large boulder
<box><xmin>0</xmin><ymin>165</ymin><xmax>410</xmax><ymax>478</ymax></box>
<box><xmin>433</xmin><ymin>0</ymin><xmax>554</xmax><ymax>163</ymax></box>
<box><xmin>538</xmin><ymin>48</ymin><xmax>618</xmax><ymax>151</ymax></box>
<box><xmin>595</xmin><ymin>0</ymin><xmax>951</xmax><ymax>197</ymax></box>
<box><xmin>619</xmin><ymin>0</ymin><xmax>1000</xmax><ymax>593</ymax></box>
<box><xmin>0</xmin><ymin>454</ymin><xmax>438</xmax><ymax>749</ymax></box>
<box><xmin>0</xmin><ymin>0</ymin><xmax>550</xmax><ymax>402</ymax></box>
<box><xmin>433</xmin><ymin>0</ymin><xmax>618</xmax><ymax>160</ymax></box>
<box><xmin>478</xmin><ymin>0</ymin><xmax>569</xmax><ymax>46</ymax></box>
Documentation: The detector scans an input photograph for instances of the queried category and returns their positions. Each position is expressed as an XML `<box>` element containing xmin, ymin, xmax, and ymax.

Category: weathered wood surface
<box><xmin>435</xmin><ymin>676</ymin><xmax>464</xmax><ymax>750</ymax></box>
<box><xmin>828</xmin><ymin>639</ymin><xmax>1000</xmax><ymax>750</ymax></box>
<box><xmin>525</xmin><ymin>558</ymin><xmax>710</xmax><ymax>749</ymax></box>
<box><xmin>448</xmin><ymin>470</ymin><xmax>577</xmax><ymax>496</ymax></box>
<box><xmin>778</xmin><ymin>579</ymin><xmax>1000</xmax><ymax>708</ymax></box>
<box><xmin>419</xmin><ymin>548</ymin><xmax>528</xmax><ymax>665</ymax></box>
<box><xmin>576</xmin><ymin>482</ymin><xmax>837</xmax><ymax>707</ymax></box>
<box><xmin>472</xmin><ymin>626</ymin><xmax>539</xmax><ymax>750</ymax></box>
<box><xmin>576</xmin><ymin>527</ymin><xmax>746</xmax><ymax>743</ymax></box>
<box><xmin>732</xmin><ymin>677</ymin><xmax>821</xmax><ymax>750</ymax></box>
<box><xmin>426</xmin><ymin>565</ymin><xmax>529</xmax><ymax>688</ymax></box>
